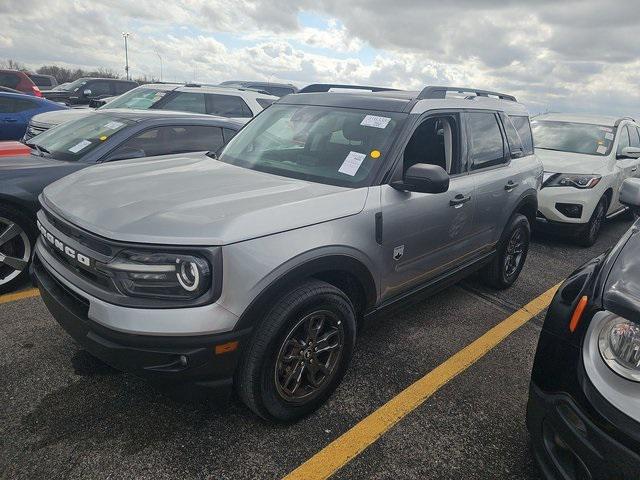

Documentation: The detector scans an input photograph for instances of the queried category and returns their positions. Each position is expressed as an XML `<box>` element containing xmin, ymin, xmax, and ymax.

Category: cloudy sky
<box><xmin>2</xmin><ymin>0</ymin><xmax>639</xmax><ymax>115</ymax></box>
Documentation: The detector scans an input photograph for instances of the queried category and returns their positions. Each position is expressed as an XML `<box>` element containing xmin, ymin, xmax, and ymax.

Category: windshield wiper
<box><xmin>26</xmin><ymin>143</ymin><xmax>51</xmax><ymax>157</ymax></box>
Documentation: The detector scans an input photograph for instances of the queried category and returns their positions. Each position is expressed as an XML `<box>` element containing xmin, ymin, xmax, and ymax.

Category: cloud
<box><xmin>1</xmin><ymin>0</ymin><xmax>639</xmax><ymax>116</ymax></box>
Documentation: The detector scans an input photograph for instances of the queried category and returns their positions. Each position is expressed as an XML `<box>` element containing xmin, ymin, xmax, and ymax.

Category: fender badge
<box><xmin>393</xmin><ymin>245</ymin><xmax>404</xmax><ymax>261</ymax></box>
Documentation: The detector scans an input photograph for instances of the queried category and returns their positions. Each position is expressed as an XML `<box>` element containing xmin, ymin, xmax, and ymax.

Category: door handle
<box><xmin>504</xmin><ymin>181</ymin><xmax>519</xmax><ymax>191</ymax></box>
<box><xmin>450</xmin><ymin>194</ymin><xmax>471</xmax><ymax>208</ymax></box>
<box><xmin>3</xmin><ymin>118</ymin><xmax>17</xmax><ymax>123</ymax></box>
<box><xmin>632</xmin><ymin>167</ymin><xmax>638</xmax><ymax>172</ymax></box>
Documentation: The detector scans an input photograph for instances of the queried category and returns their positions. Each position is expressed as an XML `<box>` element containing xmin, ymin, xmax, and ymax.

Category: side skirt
<box><xmin>363</xmin><ymin>250</ymin><xmax>496</xmax><ymax>322</ymax></box>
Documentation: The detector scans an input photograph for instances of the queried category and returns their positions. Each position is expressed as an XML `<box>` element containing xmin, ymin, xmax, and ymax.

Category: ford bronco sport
<box><xmin>32</xmin><ymin>85</ymin><xmax>543</xmax><ymax>422</ymax></box>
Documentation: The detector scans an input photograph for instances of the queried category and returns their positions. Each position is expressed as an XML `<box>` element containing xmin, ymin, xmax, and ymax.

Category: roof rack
<box><xmin>299</xmin><ymin>83</ymin><xmax>399</xmax><ymax>93</ymax></box>
<box><xmin>418</xmin><ymin>86</ymin><xmax>517</xmax><ymax>102</ymax></box>
<box><xmin>615</xmin><ymin>116</ymin><xmax>636</xmax><ymax>126</ymax></box>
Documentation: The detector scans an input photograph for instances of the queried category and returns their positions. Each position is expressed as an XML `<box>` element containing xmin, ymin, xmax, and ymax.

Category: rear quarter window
<box><xmin>0</xmin><ymin>73</ymin><xmax>20</xmax><ymax>89</ymax></box>
<box><xmin>509</xmin><ymin>115</ymin><xmax>534</xmax><ymax>155</ymax></box>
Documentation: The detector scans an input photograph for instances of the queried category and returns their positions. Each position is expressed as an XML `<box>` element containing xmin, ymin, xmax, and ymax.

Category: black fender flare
<box><xmin>235</xmin><ymin>254</ymin><xmax>377</xmax><ymax>331</ymax></box>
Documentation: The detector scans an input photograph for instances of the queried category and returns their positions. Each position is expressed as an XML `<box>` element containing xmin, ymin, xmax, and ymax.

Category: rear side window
<box><xmin>500</xmin><ymin>113</ymin><xmax>524</xmax><ymax>157</ymax></box>
<box><xmin>629</xmin><ymin>125</ymin><xmax>640</xmax><ymax>148</ymax></box>
<box><xmin>0</xmin><ymin>97</ymin><xmax>36</xmax><ymax>113</ymax></box>
<box><xmin>0</xmin><ymin>73</ymin><xmax>20</xmax><ymax>89</ymax></box>
<box><xmin>257</xmin><ymin>86</ymin><xmax>294</xmax><ymax>97</ymax></box>
<box><xmin>114</xmin><ymin>82</ymin><xmax>136</xmax><ymax>95</ymax></box>
<box><xmin>509</xmin><ymin>115</ymin><xmax>534</xmax><ymax>155</ymax></box>
<box><xmin>256</xmin><ymin>98</ymin><xmax>275</xmax><ymax>109</ymax></box>
<box><xmin>30</xmin><ymin>75</ymin><xmax>53</xmax><ymax>87</ymax></box>
<box><xmin>466</xmin><ymin>112</ymin><xmax>506</xmax><ymax>170</ymax></box>
<box><xmin>205</xmin><ymin>94</ymin><xmax>253</xmax><ymax>118</ymax></box>
<box><xmin>106</xmin><ymin>125</ymin><xmax>225</xmax><ymax>160</ymax></box>
<box><xmin>160</xmin><ymin>92</ymin><xmax>206</xmax><ymax>114</ymax></box>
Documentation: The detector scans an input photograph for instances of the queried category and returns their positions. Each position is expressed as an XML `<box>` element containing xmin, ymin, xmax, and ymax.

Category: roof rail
<box><xmin>615</xmin><ymin>116</ymin><xmax>636</xmax><ymax>126</ymax></box>
<box><xmin>418</xmin><ymin>86</ymin><xmax>517</xmax><ymax>102</ymax></box>
<box><xmin>299</xmin><ymin>83</ymin><xmax>399</xmax><ymax>93</ymax></box>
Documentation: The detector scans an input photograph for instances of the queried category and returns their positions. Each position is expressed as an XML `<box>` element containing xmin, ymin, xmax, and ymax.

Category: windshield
<box><xmin>30</xmin><ymin>114</ymin><xmax>134</xmax><ymax>161</ymax></box>
<box><xmin>217</xmin><ymin>104</ymin><xmax>406</xmax><ymax>187</ymax></box>
<box><xmin>532</xmin><ymin>120</ymin><xmax>615</xmax><ymax>156</ymax></box>
<box><xmin>60</xmin><ymin>78</ymin><xmax>89</xmax><ymax>93</ymax></box>
<box><xmin>101</xmin><ymin>87</ymin><xmax>170</xmax><ymax>110</ymax></box>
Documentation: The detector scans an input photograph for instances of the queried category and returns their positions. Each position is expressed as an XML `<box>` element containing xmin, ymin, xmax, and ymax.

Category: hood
<box><xmin>535</xmin><ymin>148</ymin><xmax>609</xmax><ymax>175</ymax></box>
<box><xmin>0</xmin><ymin>155</ymin><xmax>85</xmax><ymax>197</ymax></box>
<box><xmin>30</xmin><ymin>108</ymin><xmax>92</xmax><ymax>127</ymax></box>
<box><xmin>603</xmin><ymin>223</ymin><xmax>640</xmax><ymax>325</ymax></box>
<box><xmin>42</xmin><ymin>153</ymin><xmax>368</xmax><ymax>246</ymax></box>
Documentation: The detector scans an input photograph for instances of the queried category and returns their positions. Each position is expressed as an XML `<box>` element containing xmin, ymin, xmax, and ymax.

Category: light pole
<box><xmin>122</xmin><ymin>32</ymin><xmax>131</xmax><ymax>80</ymax></box>
<box><xmin>155</xmin><ymin>50</ymin><xmax>163</xmax><ymax>82</ymax></box>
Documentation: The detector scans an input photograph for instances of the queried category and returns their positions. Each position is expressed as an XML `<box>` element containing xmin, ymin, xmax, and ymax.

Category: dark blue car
<box><xmin>0</xmin><ymin>92</ymin><xmax>68</xmax><ymax>140</ymax></box>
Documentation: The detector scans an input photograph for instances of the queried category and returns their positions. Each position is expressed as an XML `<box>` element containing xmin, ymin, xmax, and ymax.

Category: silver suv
<box><xmin>32</xmin><ymin>86</ymin><xmax>543</xmax><ymax>422</ymax></box>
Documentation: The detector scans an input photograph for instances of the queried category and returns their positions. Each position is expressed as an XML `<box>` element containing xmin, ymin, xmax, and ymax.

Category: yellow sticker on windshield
<box><xmin>370</xmin><ymin>149</ymin><xmax>381</xmax><ymax>159</ymax></box>
<box><xmin>100</xmin><ymin>135</ymin><xmax>107</xmax><ymax>141</ymax></box>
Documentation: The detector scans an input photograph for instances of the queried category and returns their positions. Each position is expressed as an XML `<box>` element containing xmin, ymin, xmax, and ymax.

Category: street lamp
<box><xmin>154</xmin><ymin>50</ymin><xmax>163</xmax><ymax>82</ymax></box>
<box><xmin>122</xmin><ymin>32</ymin><xmax>131</xmax><ymax>80</ymax></box>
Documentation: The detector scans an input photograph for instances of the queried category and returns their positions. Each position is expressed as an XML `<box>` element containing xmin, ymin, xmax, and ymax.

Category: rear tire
<box><xmin>236</xmin><ymin>279</ymin><xmax>356</xmax><ymax>423</ymax></box>
<box><xmin>480</xmin><ymin>213</ymin><xmax>530</xmax><ymax>290</ymax></box>
<box><xmin>0</xmin><ymin>205</ymin><xmax>36</xmax><ymax>294</ymax></box>
<box><xmin>577</xmin><ymin>197</ymin><xmax>607</xmax><ymax>247</ymax></box>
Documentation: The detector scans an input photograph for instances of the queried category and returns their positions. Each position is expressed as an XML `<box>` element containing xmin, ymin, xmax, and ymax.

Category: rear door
<box><xmin>464</xmin><ymin>111</ymin><xmax>523</xmax><ymax>249</ymax></box>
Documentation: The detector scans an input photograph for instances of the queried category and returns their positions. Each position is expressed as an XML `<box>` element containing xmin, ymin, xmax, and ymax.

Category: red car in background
<box><xmin>0</xmin><ymin>69</ymin><xmax>42</xmax><ymax>97</ymax></box>
<box><xmin>0</xmin><ymin>141</ymin><xmax>32</xmax><ymax>157</ymax></box>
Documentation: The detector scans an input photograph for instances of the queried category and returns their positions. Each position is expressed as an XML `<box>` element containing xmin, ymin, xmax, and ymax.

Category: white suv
<box><xmin>23</xmin><ymin>83</ymin><xmax>277</xmax><ymax>139</ymax></box>
<box><xmin>533</xmin><ymin>113</ymin><xmax>640</xmax><ymax>246</ymax></box>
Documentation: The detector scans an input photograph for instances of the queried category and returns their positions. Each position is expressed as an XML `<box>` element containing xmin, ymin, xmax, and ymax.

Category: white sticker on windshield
<box><xmin>605</xmin><ymin>132</ymin><xmax>614</xmax><ymax>141</ymax></box>
<box><xmin>68</xmin><ymin>140</ymin><xmax>91</xmax><ymax>153</ymax></box>
<box><xmin>596</xmin><ymin>145</ymin><xmax>607</xmax><ymax>154</ymax></box>
<box><xmin>361</xmin><ymin>115</ymin><xmax>391</xmax><ymax>129</ymax></box>
<box><xmin>338</xmin><ymin>151</ymin><xmax>367</xmax><ymax>176</ymax></box>
<box><xmin>598</xmin><ymin>126</ymin><xmax>613</xmax><ymax>132</ymax></box>
<box><xmin>103</xmin><ymin>121</ymin><xmax>124</xmax><ymax>130</ymax></box>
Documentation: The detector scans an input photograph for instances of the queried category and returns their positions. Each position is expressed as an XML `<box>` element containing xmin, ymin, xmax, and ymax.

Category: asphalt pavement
<box><xmin>0</xmin><ymin>217</ymin><xmax>633</xmax><ymax>480</ymax></box>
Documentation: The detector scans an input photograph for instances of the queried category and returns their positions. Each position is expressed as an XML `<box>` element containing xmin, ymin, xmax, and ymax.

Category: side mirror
<box><xmin>620</xmin><ymin>178</ymin><xmax>640</xmax><ymax>212</ymax></box>
<box><xmin>391</xmin><ymin>163</ymin><xmax>450</xmax><ymax>194</ymax></box>
<box><xmin>83</xmin><ymin>88</ymin><xmax>92</xmax><ymax>97</ymax></box>
<box><xmin>104</xmin><ymin>148</ymin><xmax>146</xmax><ymax>162</ymax></box>
<box><xmin>89</xmin><ymin>98</ymin><xmax>107</xmax><ymax>109</ymax></box>
<box><xmin>619</xmin><ymin>146</ymin><xmax>640</xmax><ymax>159</ymax></box>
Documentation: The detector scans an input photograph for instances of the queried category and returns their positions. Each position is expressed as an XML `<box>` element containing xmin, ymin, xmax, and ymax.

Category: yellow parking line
<box><xmin>283</xmin><ymin>283</ymin><xmax>561</xmax><ymax>480</ymax></box>
<box><xmin>0</xmin><ymin>288</ymin><xmax>40</xmax><ymax>305</ymax></box>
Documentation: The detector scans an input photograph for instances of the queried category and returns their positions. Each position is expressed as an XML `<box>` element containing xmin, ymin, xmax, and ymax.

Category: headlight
<box><xmin>544</xmin><ymin>173</ymin><xmax>602</xmax><ymax>189</ymax></box>
<box><xmin>598</xmin><ymin>315</ymin><xmax>640</xmax><ymax>382</ymax></box>
<box><xmin>98</xmin><ymin>251</ymin><xmax>212</xmax><ymax>301</ymax></box>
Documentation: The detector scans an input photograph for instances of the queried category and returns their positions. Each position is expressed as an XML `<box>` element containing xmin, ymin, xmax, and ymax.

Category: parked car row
<box><xmin>1</xmin><ymin>79</ymin><xmax>638</xmax><ymax>480</ymax></box>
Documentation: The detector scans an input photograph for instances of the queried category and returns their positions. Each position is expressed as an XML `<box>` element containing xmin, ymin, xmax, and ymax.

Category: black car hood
<box><xmin>603</xmin><ymin>222</ymin><xmax>640</xmax><ymax>324</ymax></box>
<box><xmin>0</xmin><ymin>155</ymin><xmax>86</xmax><ymax>207</ymax></box>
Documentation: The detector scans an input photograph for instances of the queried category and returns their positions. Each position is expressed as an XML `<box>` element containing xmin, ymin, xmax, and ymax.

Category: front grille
<box><xmin>25</xmin><ymin>122</ymin><xmax>50</xmax><ymax>139</ymax></box>
<box><xmin>39</xmin><ymin>207</ymin><xmax>119</xmax><ymax>294</ymax></box>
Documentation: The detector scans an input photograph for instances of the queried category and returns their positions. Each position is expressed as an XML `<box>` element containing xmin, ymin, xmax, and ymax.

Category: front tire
<box><xmin>577</xmin><ymin>197</ymin><xmax>607</xmax><ymax>247</ymax></box>
<box><xmin>481</xmin><ymin>213</ymin><xmax>530</xmax><ymax>290</ymax></box>
<box><xmin>0</xmin><ymin>205</ymin><xmax>35</xmax><ymax>294</ymax></box>
<box><xmin>236</xmin><ymin>279</ymin><xmax>356</xmax><ymax>423</ymax></box>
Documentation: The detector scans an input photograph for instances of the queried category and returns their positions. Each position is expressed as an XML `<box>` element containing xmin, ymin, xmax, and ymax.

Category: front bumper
<box><xmin>537</xmin><ymin>185</ymin><xmax>600</xmax><ymax>224</ymax></box>
<box><xmin>527</xmin><ymin>384</ymin><xmax>640</xmax><ymax>480</ymax></box>
<box><xmin>32</xmin><ymin>253</ymin><xmax>250</xmax><ymax>401</ymax></box>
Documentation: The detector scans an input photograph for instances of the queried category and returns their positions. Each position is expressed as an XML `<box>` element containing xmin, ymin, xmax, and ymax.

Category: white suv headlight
<box><xmin>544</xmin><ymin>173</ymin><xmax>602</xmax><ymax>189</ymax></box>
<box><xmin>598</xmin><ymin>315</ymin><xmax>640</xmax><ymax>382</ymax></box>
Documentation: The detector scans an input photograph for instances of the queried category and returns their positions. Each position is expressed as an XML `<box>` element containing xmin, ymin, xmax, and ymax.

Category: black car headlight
<box><xmin>544</xmin><ymin>173</ymin><xmax>602</xmax><ymax>189</ymax></box>
<box><xmin>98</xmin><ymin>251</ymin><xmax>212</xmax><ymax>301</ymax></box>
<box><xmin>598</xmin><ymin>314</ymin><xmax>640</xmax><ymax>382</ymax></box>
